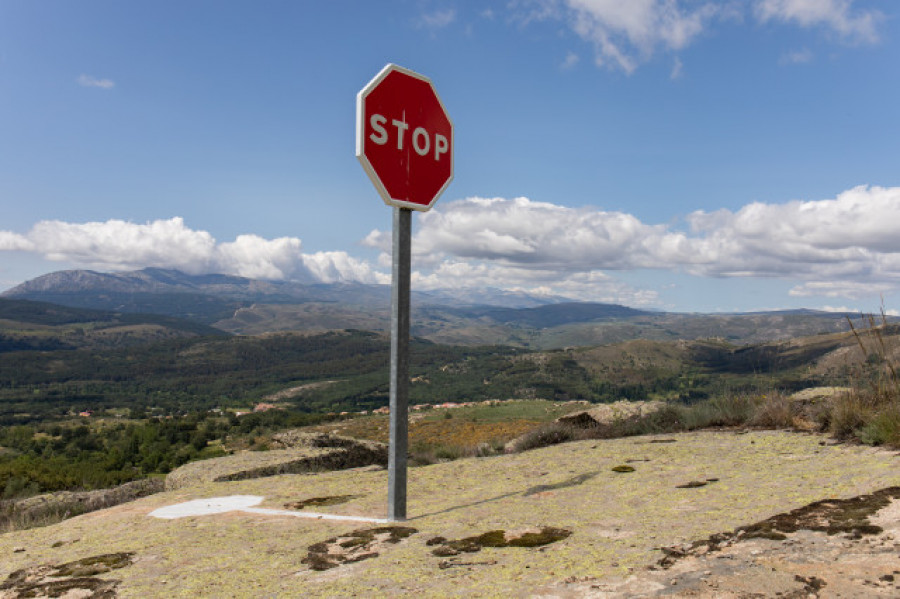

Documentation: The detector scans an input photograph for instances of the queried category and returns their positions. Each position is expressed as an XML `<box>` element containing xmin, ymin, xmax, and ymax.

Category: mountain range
<box><xmin>1</xmin><ymin>268</ymin><xmax>867</xmax><ymax>348</ymax></box>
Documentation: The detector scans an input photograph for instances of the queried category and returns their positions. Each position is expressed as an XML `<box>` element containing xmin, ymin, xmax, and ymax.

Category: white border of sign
<box><xmin>355</xmin><ymin>63</ymin><xmax>454</xmax><ymax>212</ymax></box>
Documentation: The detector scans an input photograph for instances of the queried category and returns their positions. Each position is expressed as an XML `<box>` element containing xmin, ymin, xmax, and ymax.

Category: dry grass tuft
<box><xmin>833</xmin><ymin>308</ymin><xmax>900</xmax><ymax>446</ymax></box>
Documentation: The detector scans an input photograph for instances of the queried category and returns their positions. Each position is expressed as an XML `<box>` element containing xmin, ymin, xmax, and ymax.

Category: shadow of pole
<box><xmin>407</xmin><ymin>470</ymin><xmax>600</xmax><ymax>521</ymax></box>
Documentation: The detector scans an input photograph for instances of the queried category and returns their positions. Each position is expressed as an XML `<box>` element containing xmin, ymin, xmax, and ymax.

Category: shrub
<box><xmin>826</xmin><ymin>308</ymin><xmax>900</xmax><ymax>446</ymax></box>
<box><xmin>750</xmin><ymin>393</ymin><xmax>795</xmax><ymax>429</ymax></box>
<box><xmin>829</xmin><ymin>391</ymin><xmax>873</xmax><ymax>440</ymax></box>
<box><xmin>858</xmin><ymin>405</ymin><xmax>900</xmax><ymax>446</ymax></box>
<box><xmin>511</xmin><ymin>422</ymin><xmax>577</xmax><ymax>452</ymax></box>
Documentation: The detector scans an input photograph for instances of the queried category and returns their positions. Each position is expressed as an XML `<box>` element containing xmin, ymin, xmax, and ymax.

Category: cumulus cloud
<box><xmin>415</xmin><ymin>8</ymin><xmax>456</xmax><ymax>29</ymax></box>
<box><xmin>685</xmin><ymin>185</ymin><xmax>900</xmax><ymax>278</ymax></box>
<box><xmin>7</xmin><ymin>185</ymin><xmax>900</xmax><ymax>305</ymax></box>
<box><xmin>302</xmin><ymin>251</ymin><xmax>389</xmax><ymax>285</ymax></box>
<box><xmin>0</xmin><ymin>231</ymin><xmax>34</xmax><ymax>251</ymax></box>
<box><xmin>560</xmin><ymin>51</ymin><xmax>580</xmax><ymax>70</ymax></box>
<box><xmin>381</xmin><ymin>196</ymin><xmax>690</xmax><ymax>271</ymax></box>
<box><xmin>360</xmin><ymin>186</ymin><xmax>900</xmax><ymax>303</ymax></box>
<box><xmin>513</xmin><ymin>0</ymin><xmax>878</xmax><ymax>74</ymax></box>
<box><xmin>77</xmin><ymin>74</ymin><xmax>115</xmax><ymax>89</ymax></box>
<box><xmin>789</xmin><ymin>281</ymin><xmax>894</xmax><ymax>299</ymax></box>
<box><xmin>560</xmin><ymin>0</ymin><xmax>720</xmax><ymax>73</ymax></box>
<box><xmin>755</xmin><ymin>0</ymin><xmax>881</xmax><ymax>43</ymax></box>
<box><xmin>216</xmin><ymin>234</ymin><xmax>307</xmax><ymax>280</ymax></box>
<box><xmin>779</xmin><ymin>47</ymin><xmax>814</xmax><ymax>64</ymax></box>
<box><xmin>0</xmin><ymin>218</ymin><xmax>328</xmax><ymax>283</ymax></box>
<box><xmin>23</xmin><ymin>218</ymin><xmax>217</xmax><ymax>272</ymax></box>
<box><xmin>410</xmin><ymin>259</ymin><xmax>659</xmax><ymax>306</ymax></box>
<box><xmin>670</xmin><ymin>56</ymin><xmax>684</xmax><ymax>79</ymax></box>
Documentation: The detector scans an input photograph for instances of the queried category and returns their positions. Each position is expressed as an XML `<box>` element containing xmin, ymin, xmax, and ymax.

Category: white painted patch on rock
<box><xmin>149</xmin><ymin>495</ymin><xmax>387</xmax><ymax>523</ymax></box>
<box><xmin>149</xmin><ymin>495</ymin><xmax>264</xmax><ymax>519</ymax></box>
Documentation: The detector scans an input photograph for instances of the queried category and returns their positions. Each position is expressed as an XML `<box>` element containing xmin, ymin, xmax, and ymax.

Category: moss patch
<box><xmin>284</xmin><ymin>495</ymin><xmax>361</xmax><ymax>510</ymax></box>
<box><xmin>611</xmin><ymin>465</ymin><xmax>635</xmax><ymax>473</ymax></box>
<box><xmin>676</xmin><ymin>479</ymin><xmax>718</xmax><ymax>489</ymax></box>
<box><xmin>740</xmin><ymin>486</ymin><xmax>900</xmax><ymax>540</ymax></box>
<box><xmin>301</xmin><ymin>526</ymin><xmax>417</xmax><ymax>571</ymax></box>
<box><xmin>1</xmin><ymin>552</ymin><xmax>134</xmax><ymax>597</ymax></box>
<box><xmin>659</xmin><ymin>486</ymin><xmax>900</xmax><ymax>568</ymax></box>
<box><xmin>429</xmin><ymin>527</ymin><xmax>571</xmax><ymax>557</ymax></box>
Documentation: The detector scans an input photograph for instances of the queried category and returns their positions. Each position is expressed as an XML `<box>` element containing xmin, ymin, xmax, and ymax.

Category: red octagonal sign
<box><xmin>356</xmin><ymin>64</ymin><xmax>453</xmax><ymax>211</ymax></box>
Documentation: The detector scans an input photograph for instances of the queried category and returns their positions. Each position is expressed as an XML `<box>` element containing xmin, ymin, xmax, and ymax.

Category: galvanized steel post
<box><xmin>388</xmin><ymin>206</ymin><xmax>411</xmax><ymax>521</ymax></box>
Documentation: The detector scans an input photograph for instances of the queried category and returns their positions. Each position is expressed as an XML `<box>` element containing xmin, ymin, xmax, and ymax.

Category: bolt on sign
<box><xmin>356</xmin><ymin>64</ymin><xmax>454</xmax><ymax>211</ymax></box>
<box><xmin>356</xmin><ymin>64</ymin><xmax>454</xmax><ymax>522</ymax></box>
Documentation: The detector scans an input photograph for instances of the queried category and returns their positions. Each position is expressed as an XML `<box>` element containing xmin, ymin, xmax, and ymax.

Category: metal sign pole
<box><xmin>388</xmin><ymin>206</ymin><xmax>411</xmax><ymax>522</ymax></box>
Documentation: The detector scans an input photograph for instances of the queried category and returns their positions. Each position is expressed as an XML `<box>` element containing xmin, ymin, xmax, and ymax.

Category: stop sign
<box><xmin>356</xmin><ymin>64</ymin><xmax>453</xmax><ymax>211</ymax></box>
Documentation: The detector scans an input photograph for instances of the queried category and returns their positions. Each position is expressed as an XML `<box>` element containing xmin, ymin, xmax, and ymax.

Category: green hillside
<box><xmin>1</xmin><ymin>321</ymin><xmax>877</xmax><ymax>427</ymax></box>
<box><xmin>0</xmin><ymin>298</ymin><xmax>227</xmax><ymax>353</ymax></box>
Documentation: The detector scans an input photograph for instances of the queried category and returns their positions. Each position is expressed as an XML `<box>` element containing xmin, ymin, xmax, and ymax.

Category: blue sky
<box><xmin>2</xmin><ymin>0</ymin><xmax>899</xmax><ymax>313</ymax></box>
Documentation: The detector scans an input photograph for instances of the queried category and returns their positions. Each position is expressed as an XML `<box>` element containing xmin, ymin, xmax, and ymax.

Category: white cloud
<box><xmin>0</xmin><ymin>231</ymin><xmax>34</xmax><ymax>251</ymax></box>
<box><xmin>362</xmin><ymin>186</ymin><xmax>900</xmax><ymax>303</ymax></box>
<box><xmin>560</xmin><ymin>51</ymin><xmax>580</xmax><ymax>70</ymax></box>
<box><xmin>566</xmin><ymin>0</ymin><xmax>719</xmax><ymax>73</ymax></box>
<box><xmin>410</xmin><ymin>259</ymin><xmax>658</xmax><ymax>305</ymax></box>
<box><xmin>415</xmin><ymin>8</ymin><xmax>456</xmax><ymax>30</ymax></box>
<box><xmin>216</xmin><ymin>234</ymin><xmax>307</xmax><ymax>280</ymax></box>
<box><xmin>24</xmin><ymin>218</ymin><xmax>217</xmax><ymax>272</ymax></box>
<box><xmin>301</xmin><ymin>251</ymin><xmax>389</xmax><ymax>285</ymax></box>
<box><xmin>0</xmin><ymin>217</ymin><xmax>397</xmax><ymax>286</ymax></box>
<box><xmin>754</xmin><ymin>0</ymin><xmax>881</xmax><ymax>43</ymax></box>
<box><xmin>685</xmin><ymin>185</ymin><xmax>900</xmax><ymax>278</ymax></box>
<box><xmin>789</xmin><ymin>281</ymin><xmax>894</xmax><ymax>299</ymax></box>
<box><xmin>818</xmin><ymin>305</ymin><xmax>898</xmax><ymax>316</ymax></box>
<box><xmin>77</xmin><ymin>74</ymin><xmax>115</xmax><ymax>89</ymax></box>
<box><xmin>7</xmin><ymin>185</ymin><xmax>900</xmax><ymax>306</ymax></box>
<box><xmin>779</xmin><ymin>47</ymin><xmax>814</xmax><ymax>64</ymax></box>
<box><xmin>670</xmin><ymin>56</ymin><xmax>683</xmax><ymax>79</ymax></box>
<box><xmin>0</xmin><ymin>218</ymin><xmax>313</xmax><ymax>282</ymax></box>
<box><xmin>817</xmin><ymin>305</ymin><xmax>856</xmax><ymax>312</ymax></box>
<box><xmin>361</xmin><ymin>229</ymin><xmax>390</xmax><ymax>252</ymax></box>
<box><xmin>398</xmin><ymin>196</ymin><xmax>689</xmax><ymax>271</ymax></box>
<box><xmin>512</xmin><ymin>0</ymin><xmax>879</xmax><ymax>74</ymax></box>
<box><xmin>516</xmin><ymin>0</ymin><xmax>721</xmax><ymax>73</ymax></box>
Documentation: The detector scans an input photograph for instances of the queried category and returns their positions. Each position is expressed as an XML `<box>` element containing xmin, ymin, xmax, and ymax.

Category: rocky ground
<box><xmin>1</xmin><ymin>429</ymin><xmax>899</xmax><ymax>598</ymax></box>
<box><xmin>164</xmin><ymin>432</ymin><xmax>387</xmax><ymax>490</ymax></box>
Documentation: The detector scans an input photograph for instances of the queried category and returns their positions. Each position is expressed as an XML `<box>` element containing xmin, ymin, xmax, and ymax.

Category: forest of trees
<box><xmin>0</xmin><ymin>409</ymin><xmax>337</xmax><ymax>498</ymax></box>
<box><xmin>0</xmin><ymin>322</ymin><xmax>746</xmax><ymax>499</ymax></box>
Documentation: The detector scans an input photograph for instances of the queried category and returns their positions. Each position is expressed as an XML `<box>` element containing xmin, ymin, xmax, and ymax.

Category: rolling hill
<box><xmin>1</xmin><ymin>268</ymin><xmax>871</xmax><ymax>348</ymax></box>
<box><xmin>0</xmin><ymin>298</ymin><xmax>227</xmax><ymax>352</ymax></box>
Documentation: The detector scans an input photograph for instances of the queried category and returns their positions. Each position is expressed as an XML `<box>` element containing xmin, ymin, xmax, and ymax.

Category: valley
<box><xmin>2</xmin><ymin>269</ymin><xmax>900</xmax><ymax>596</ymax></box>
